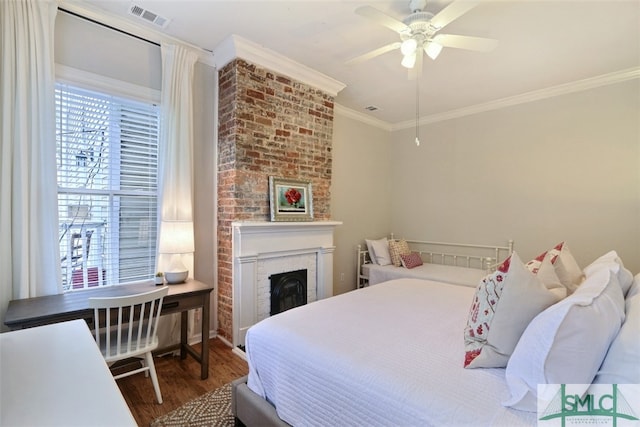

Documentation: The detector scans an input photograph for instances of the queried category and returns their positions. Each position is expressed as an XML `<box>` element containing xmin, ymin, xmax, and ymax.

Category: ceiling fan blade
<box><xmin>355</xmin><ymin>5</ymin><xmax>409</xmax><ymax>34</ymax></box>
<box><xmin>430</xmin><ymin>0</ymin><xmax>480</xmax><ymax>30</ymax></box>
<box><xmin>432</xmin><ymin>34</ymin><xmax>498</xmax><ymax>52</ymax></box>
<box><xmin>345</xmin><ymin>42</ymin><xmax>401</xmax><ymax>65</ymax></box>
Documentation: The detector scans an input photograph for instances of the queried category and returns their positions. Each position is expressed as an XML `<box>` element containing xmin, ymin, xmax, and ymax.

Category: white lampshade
<box><xmin>401</xmin><ymin>52</ymin><xmax>417</xmax><ymax>69</ymax></box>
<box><xmin>425</xmin><ymin>42</ymin><xmax>443</xmax><ymax>60</ymax></box>
<box><xmin>400</xmin><ymin>38</ymin><xmax>418</xmax><ymax>56</ymax></box>
<box><xmin>159</xmin><ymin>220</ymin><xmax>195</xmax><ymax>254</ymax></box>
<box><xmin>158</xmin><ymin>220</ymin><xmax>194</xmax><ymax>283</ymax></box>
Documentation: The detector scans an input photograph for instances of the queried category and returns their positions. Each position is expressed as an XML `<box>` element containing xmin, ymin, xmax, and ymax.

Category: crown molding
<box><xmin>57</xmin><ymin>0</ymin><xmax>215</xmax><ymax>67</ymax></box>
<box><xmin>334</xmin><ymin>104</ymin><xmax>392</xmax><ymax>131</ymax></box>
<box><xmin>392</xmin><ymin>67</ymin><xmax>640</xmax><ymax>131</ymax></box>
<box><xmin>214</xmin><ymin>34</ymin><xmax>346</xmax><ymax>97</ymax></box>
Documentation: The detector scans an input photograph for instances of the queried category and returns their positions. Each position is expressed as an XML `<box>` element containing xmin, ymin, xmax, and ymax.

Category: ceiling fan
<box><xmin>347</xmin><ymin>0</ymin><xmax>498</xmax><ymax>70</ymax></box>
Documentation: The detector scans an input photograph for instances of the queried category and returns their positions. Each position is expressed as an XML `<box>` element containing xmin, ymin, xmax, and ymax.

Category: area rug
<box><xmin>150</xmin><ymin>382</ymin><xmax>234</xmax><ymax>427</ymax></box>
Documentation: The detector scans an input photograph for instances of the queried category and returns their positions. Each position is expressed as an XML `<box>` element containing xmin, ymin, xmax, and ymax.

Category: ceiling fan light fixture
<box><xmin>400</xmin><ymin>38</ymin><xmax>418</xmax><ymax>56</ymax></box>
<box><xmin>425</xmin><ymin>42</ymin><xmax>443</xmax><ymax>60</ymax></box>
<box><xmin>401</xmin><ymin>52</ymin><xmax>417</xmax><ymax>68</ymax></box>
<box><xmin>349</xmin><ymin>1</ymin><xmax>497</xmax><ymax>70</ymax></box>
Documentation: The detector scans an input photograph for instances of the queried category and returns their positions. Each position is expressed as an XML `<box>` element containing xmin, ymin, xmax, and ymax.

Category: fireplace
<box><xmin>270</xmin><ymin>269</ymin><xmax>307</xmax><ymax>315</ymax></box>
<box><xmin>232</xmin><ymin>220</ymin><xmax>341</xmax><ymax>350</ymax></box>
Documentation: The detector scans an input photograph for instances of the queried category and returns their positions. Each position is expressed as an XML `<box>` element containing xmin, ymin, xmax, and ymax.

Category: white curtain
<box><xmin>156</xmin><ymin>43</ymin><xmax>198</xmax><ymax>346</ymax></box>
<box><xmin>0</xmin><ymin>0</ymin><xmax>62</xmax><ymax>330</ymax></box>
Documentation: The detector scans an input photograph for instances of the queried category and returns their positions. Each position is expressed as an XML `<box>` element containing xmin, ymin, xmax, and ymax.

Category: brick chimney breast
<box><xmin>216</xmin><ymin>59</ymin><xmax>335</xmax><ymax>342</ymax></box>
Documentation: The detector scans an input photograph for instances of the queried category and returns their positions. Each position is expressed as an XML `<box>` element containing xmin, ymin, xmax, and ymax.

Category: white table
<box><xmin>0</xmin><ymin>319</ymin><xmax>136</xmax><ymax>426</ymax></box>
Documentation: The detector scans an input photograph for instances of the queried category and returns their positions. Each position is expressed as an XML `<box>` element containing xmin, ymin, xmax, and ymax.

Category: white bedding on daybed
<box><xmin>246</xmin><ymin>278</ymin><xmax>537</xmax><ymax>427</ymax></box>
<box><xmin>363</xmin><ymin>262</ymin><xmax>487</xmax><ymax>287</ymax></box>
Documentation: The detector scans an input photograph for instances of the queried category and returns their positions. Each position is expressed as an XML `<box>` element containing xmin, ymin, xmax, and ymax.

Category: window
<box><xmin>56</xmin><ymin>84</ymin><xmax>160</xmax><ymax>291</ymax></box>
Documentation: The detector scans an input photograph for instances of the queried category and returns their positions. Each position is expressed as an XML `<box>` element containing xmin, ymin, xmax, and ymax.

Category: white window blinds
<box><xmin>55</xmin><ymin>84</ymin><xmax>160</xmax><ymax>290</ymax></box>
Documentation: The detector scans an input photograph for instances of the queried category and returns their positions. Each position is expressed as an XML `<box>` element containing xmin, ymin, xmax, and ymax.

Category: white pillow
<box><xmin>547</xmin><ymin>242</ymin><xmax>584</xmax><ymax>293</ymax></box>
<box><xmin>365</xmin><ymin>238</ymin><xmax>391</xmax><ymax>266</ymax></box>
<box><xmin>593</xmin><ymin>283</ymin><xmax>640</xmax><ymax>385</ymax></box>
<box><xmin>628</xmin><ymin>273</ymin><xmax>640</xmax><ymax>299</ymax></box>
<box><xmin>503</xmin><ymin>268</ymin><xmax>625</xmax><ymax>412</ymax></box>
<box><xmin>583</xmin><ymin>250</ymin><xmax>634</xmax><ymax>296</ymax></box>
<box><xmin>463</xmin><ymin>251</ymin><xmax>562</xmax><ymax>369</ymax></box>
<box><xmin>370</xmin><ymin>238</ymin><xmax>392</xmax><ymax>266</ymax></box>
<box><xmin>365</xmin><ymin>239</ymin><xmax>376</xmax><ymax>264</ymax></box>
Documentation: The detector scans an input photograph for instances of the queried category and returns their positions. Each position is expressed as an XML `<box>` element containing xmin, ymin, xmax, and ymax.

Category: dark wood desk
<box><xmin>4</xmin><ymin>279</ymin><xmax>213</xmax><ymax>380</ymax></box>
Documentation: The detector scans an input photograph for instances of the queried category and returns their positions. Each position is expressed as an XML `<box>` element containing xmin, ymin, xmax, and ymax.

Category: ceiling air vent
<box><xmin>128</xmin><ymin>4</ymin><xmax>170</xmax><ymax>28</ymax></box>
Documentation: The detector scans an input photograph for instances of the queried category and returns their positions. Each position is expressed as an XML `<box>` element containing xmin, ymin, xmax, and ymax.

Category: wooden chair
<box><xmin>89</xmin><ymin>287</ymin><xmax>169</xmax><ymax>404</ymax></box>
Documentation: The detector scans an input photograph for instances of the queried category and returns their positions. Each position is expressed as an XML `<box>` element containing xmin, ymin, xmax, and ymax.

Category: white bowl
<box><xmin>165</xmin><ymin>270</ymin><xmax>188</xmax><ymax>284</ymax></box>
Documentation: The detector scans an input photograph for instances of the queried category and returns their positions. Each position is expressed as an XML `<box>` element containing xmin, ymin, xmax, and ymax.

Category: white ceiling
<box><xmin>80</xmin><ymin>0</ymin><xmax>639</xmax><ymax>126</ymax></box>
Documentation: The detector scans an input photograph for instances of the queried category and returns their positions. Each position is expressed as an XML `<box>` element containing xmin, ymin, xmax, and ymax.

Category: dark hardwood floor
<box><xmin>116</xmin><ymin>338</ymin><xmax>248</xmax><ymax>426</ymax></box>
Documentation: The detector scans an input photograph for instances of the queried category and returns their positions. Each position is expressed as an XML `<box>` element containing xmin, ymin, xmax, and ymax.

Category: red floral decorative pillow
<box><xmin>400</xmin><ymin>252</ymin><xmax>423</xmax><ymax>269</ymax></box>
<box><xmin>464</xmin><ymin>251</ymin><xmax>562</xmax><ymax>369</ymax></box>
<box><xmin>525</xmin><ymin>250</ymin><xmax>547</xmax><ymax>274</ymax></box>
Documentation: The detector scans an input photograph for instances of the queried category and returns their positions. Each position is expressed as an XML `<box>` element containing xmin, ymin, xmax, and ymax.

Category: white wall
<box><xmin>331</xmin><ymin>112</ymin><xmax>391</xmax><ymax>294</ymax></box>
<box><xmin>389</xmin><ymin>80</ymin><xmax>640</xmax><ymax>273</ymax></box>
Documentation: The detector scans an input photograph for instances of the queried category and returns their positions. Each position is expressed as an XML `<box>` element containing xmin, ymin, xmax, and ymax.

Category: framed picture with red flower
<box><xmin>269</xmin><ymin>176</ymin><xmax>314</xmax><ymax>222</ymax></box>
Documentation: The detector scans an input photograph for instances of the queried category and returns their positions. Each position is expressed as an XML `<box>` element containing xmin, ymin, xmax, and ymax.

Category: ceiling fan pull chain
<box><xmin>415</xmin><ymin>77</ymin><xmax>420</xmax><ymax>146</ymax></box>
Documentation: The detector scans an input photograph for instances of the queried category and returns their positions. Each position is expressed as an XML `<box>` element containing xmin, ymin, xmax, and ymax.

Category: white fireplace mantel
<box><xmin>232</xmin><ymin>221</ymin><xmax>342</xmax><ymax>349</ymax></box>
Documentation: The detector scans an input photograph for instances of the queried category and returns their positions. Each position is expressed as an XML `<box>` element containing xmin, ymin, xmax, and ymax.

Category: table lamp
<box><xmin>159</xmin><ymin>220</ymin><xmax>194</xmax><ymax>284</ymax></box>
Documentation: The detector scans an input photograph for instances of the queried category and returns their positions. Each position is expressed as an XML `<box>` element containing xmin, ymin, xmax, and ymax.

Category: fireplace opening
<box><xmin>270</xmin><ymin>269</ymin><xmax>307</xmax><ymax>316</ymax></box>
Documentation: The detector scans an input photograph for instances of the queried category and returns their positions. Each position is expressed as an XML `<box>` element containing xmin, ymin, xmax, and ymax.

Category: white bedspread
<box><xmin>363</xmin><ymin>262</ymin><xmax>487</xmax><ymax>287</ymax></box>
<box><xmin>246</xmin><ymin>278</ymin><xmax>536</xmax><ymax>427</ymax></box>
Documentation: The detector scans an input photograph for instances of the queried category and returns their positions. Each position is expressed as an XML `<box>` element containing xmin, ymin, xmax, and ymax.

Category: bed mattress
<box><xmin>246</xmin><ymin>278</ymin><xmax>536</xmax><ymax>426</ymax></box>
<box><xmin>363</xmin><ymin>262</ymin><xmax>487</xmax><ymax>287</ymax></box>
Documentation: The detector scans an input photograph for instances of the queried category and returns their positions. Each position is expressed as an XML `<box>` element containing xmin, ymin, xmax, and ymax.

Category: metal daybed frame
<box><xmin>357</xmin><ymin>235</ymin><xmax>514</xmax><ymax>288</ymax></box>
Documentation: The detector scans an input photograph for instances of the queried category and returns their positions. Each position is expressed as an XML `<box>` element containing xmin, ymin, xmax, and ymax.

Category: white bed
<box><xmin>237</xmin><ymin>247</ymin><xmax>639</xmax><ymax>427</ymax></box>
<box><xmin>246</xmin><ymin>278</ymin><xmax>536</xmax><ymax>427</ymax></box>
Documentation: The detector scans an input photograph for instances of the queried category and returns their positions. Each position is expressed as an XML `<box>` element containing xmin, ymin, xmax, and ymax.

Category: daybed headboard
<box><xmin>357</xmin><ymin>235</ymin><xmax>514</xmax><ymax>288</ymax></box>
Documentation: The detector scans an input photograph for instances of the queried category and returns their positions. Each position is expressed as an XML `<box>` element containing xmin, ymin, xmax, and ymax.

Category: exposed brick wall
<box><xmin>217</xmin><ymin>59</ymin><xmax>335</xmax><ymax>343</ymax></box>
